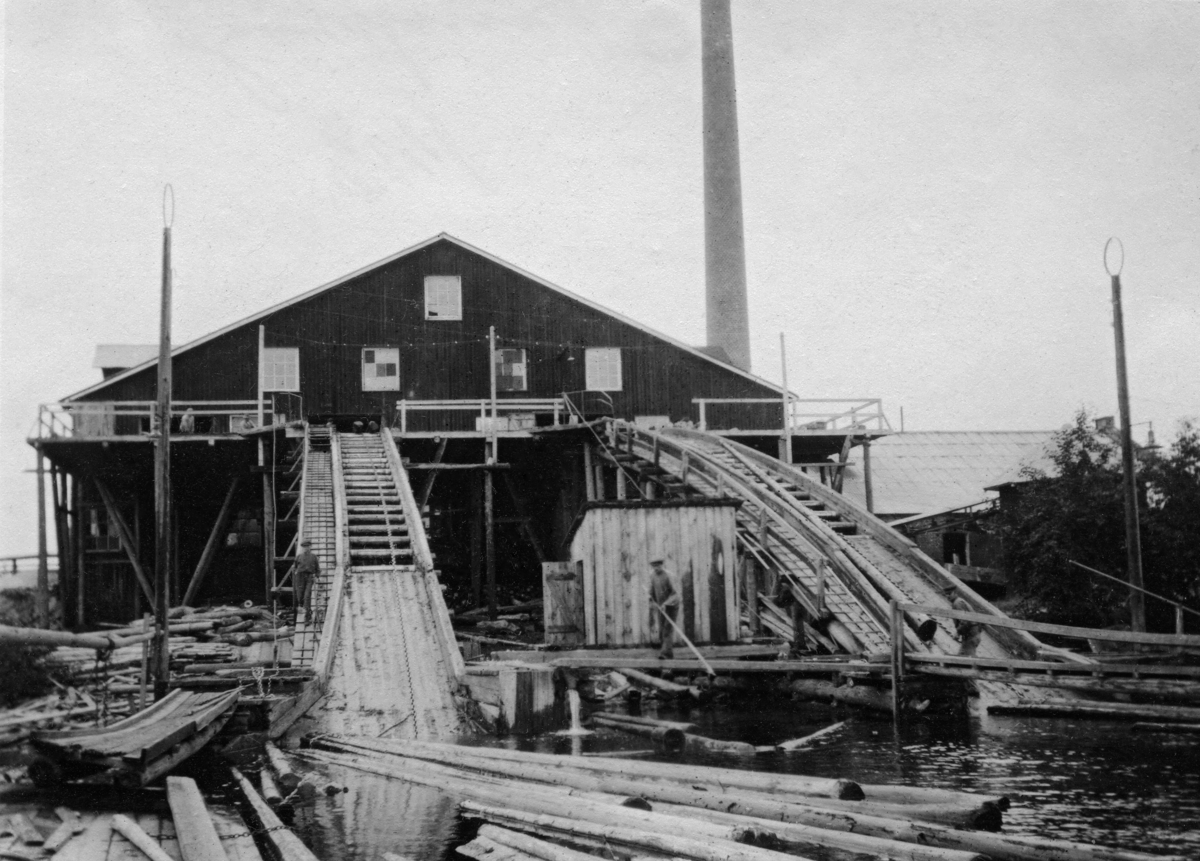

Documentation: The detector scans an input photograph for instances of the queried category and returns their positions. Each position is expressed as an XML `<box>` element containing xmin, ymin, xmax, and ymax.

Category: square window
<box><xmin>495</xmin><ymin>348</ymin><xmax>528</xmax><ymax>392</ymax></box>
<box><xmin>585</xmin><ymin>348</ymin><xmax>622</xmax><ymax>391</ymax></box>
<box><xmin>363</xmin><ymin>347</ymin><xmax>400</xmax><ymax>391</ymax></box>
<box><xmin>425</xmin><ymin>275</ymin><xmax>462</xmax><ymax>320</ymax></box>
<box><xmin>261</xmin><ymin>347</ymin><xmax>300</xmax><ymax>392</ymax></box>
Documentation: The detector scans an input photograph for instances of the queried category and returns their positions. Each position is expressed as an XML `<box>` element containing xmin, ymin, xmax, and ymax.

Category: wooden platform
<box><xmin>29</xmin><ymin>689</ymin><xmax>239</xmax><ymax>787</ymax></box>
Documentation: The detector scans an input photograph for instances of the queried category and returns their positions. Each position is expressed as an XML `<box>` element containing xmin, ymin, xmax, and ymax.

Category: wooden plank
<box><xmin>207</xmin><ymin>806</ymin><xmax>264</xmax><ymax>861</ymax></box>
<box><xmin>112</xmin><ymin>815</ymin><xmax>173</xmax><ymax>861</ymax></box>
<box><xmin>230</xmin><ymin>767</ymin><xmax>319</xmax><ymax>861</ymax></box>
<box><xmin>166</xmin><ymin>776</ymin><xmax>229</xmax><ymax>861</ymax></box>
<box><xmin>52</xmin><ymin>814</ymin><xmax>112</xmax><ymax>861</ymax></box>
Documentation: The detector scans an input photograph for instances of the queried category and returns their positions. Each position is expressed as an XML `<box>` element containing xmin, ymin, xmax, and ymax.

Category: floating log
<box><xmin>475</xmin><ymin>825</ymin><xmax>602</xmax><ymax>861</ymax></box>
<box><xmin>111</xmin><ymin>814</ymin><xmax>174</xmax><ymax>861</ymax></box>
<box><xmin>231</xmin><ymin>767</ymin><xmax>319</xmax><ymax>861</ymax></box>
<box><xmin>260</xmin><ymin>768</ymin><xmax>284</xmax><ymax>808</ymax></box>
<box><xmin>265</xmin><ymin>741</ymin><xmax>302</xmax><ymax>792</ymax></box>
<box><xmin>590</xmin><ymin>713</ymin><xmax>698</xmax><ymax>733</ymax></box>
<box><xmin>166</xmin><ymin>776</ymin><xmax>229</xmax><ymax>861</ymax></box>
<box><xmin>328</xmin><ymin>736</ymin><xmax>862</xmax><ymax>800</ymax></box>
<box><xmin>304</xmin><ymin>747</ymin><xmax>1110</xmax><ymax>861</ymax></box>
<box><xmin>682</xmin><ymin>734</ymin><xmax>756</xmax><ymax>756</ymax></box>
<box><xmin>1132</xmin><ymin>722</ymin><xmax>1200</xmax><ymax>734</ymax></box>
<box><xmin>588</xmin><ymin>717</ymin><xmax>684</xmax><ymax>754</ymax></box>
<box><xmin>619</xmin><ymin>667</ymin><xmax>701</xmax><ymax>699</ymax></box>
<box><xmin>989</xmin><ymin>701</ymin><xmax>1200</xmax><ymax>722</ymax></box>
<box><xmin>774</xmin><ymin>720</ymin><xmax>849</xmax><ymax>751</ymax></box>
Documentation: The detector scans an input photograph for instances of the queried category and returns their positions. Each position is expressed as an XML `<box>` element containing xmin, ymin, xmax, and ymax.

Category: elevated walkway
<box><xmin>287</xmin><ymin>427</ymin><xmax>463</xmax><ymax>740</ymax></box>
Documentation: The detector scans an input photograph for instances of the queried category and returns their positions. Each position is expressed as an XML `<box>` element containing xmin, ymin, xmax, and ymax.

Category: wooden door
<box><xmin>542</xmin><ymin>562</ymin><xmax>584</xmax><ymax>646</ymax></box>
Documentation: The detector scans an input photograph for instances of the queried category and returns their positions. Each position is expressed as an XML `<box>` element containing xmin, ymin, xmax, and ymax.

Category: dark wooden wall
<box><xmin>78</xmin><ymin>239</ymin><xmax>781</xmax><ymax>427</ymax></box>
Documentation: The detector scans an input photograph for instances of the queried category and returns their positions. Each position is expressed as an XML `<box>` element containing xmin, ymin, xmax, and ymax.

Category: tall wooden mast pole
<box><xmin>1106</xmin><ymin>238</ymin><xmax>1145</xmax><ymax>633</ymax></box>
<box><xmin>485</xmin><ymin>325</ymin><xmax>498</xmax><ymax>619</ymax></box>
<box><xmin>154</xmin><ymin>186</ymin><xmax>174</xmax><ymax>697</ymax></box>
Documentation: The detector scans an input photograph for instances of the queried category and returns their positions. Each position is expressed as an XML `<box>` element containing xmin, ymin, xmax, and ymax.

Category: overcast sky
<box><xmin>3</xmin><ymin>0</ymin><xmax>1198</xmax><ymax>557</ymax></box>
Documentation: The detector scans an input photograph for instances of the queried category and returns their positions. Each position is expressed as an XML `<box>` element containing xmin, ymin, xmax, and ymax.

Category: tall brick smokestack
<box><xmin>702</xmin><ymin>0</ymin><xmax>751</xmax><ymax>371</ymax></box>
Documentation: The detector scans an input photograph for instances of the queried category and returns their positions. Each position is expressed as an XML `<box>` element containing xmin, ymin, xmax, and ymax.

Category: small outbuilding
<box><xmin>546</xmin><ymin>498</ymin><xmax>741</xmax><ymax>648</ymax></box>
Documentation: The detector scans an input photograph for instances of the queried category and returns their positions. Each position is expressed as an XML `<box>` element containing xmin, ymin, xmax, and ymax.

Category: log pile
<box><xmin>0</xmin><ymin>603</ymin><xmax>296</xmax><ymax>738</ymax></box>
<box><xmin>301</xmin><ymin>736</ymin><xmax>1184</xmax><ymax>861</ymax></box>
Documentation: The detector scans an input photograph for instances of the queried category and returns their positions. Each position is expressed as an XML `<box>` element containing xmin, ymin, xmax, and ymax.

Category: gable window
<box><xmin>261</xmin><ymin>347</ymin><xmax>300</xmax><ymax>392</ymax></box>
<box><xmin>585</xmin><ymin>348</ymin><xmax>622</xmax><ymax>391</ymax></box>
<box><xmin>495</xmin><ymin>348</ymin><xmax>528</xmax><ymax>392</ymax></box>
<box><xmin>425</xmin><ymin>275</ymin><xmax>462</xmax><ymax>320</ymax></box>
<box><xmin>362</xmin><ymin>347</ymin><xmax>400</xmax><ymax>391</ymax></box>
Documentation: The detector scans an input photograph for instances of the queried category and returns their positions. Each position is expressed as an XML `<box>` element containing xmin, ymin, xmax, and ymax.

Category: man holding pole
<box><xmin>649</xmin><ymin>558</ymin><xmax>681</xmax><ymax>659</ymax></box>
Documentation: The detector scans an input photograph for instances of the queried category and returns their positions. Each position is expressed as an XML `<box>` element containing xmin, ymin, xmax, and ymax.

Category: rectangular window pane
<box><xmin>425</xmin><ymin>275</ymin><xmax>462</xmax><ymax>320</ymax></box>
<box><xmin>495</xmin><ymin>348</ymin><xmax>528</xmax><ymax>392</ymax></box>
<box><xmin>261</xmin><ymin>348</ymin><xmax>300</xmax><ymax>392</ymax></box>
<box><xmin>363</xmin><ymin>347</ymin><xmax>400</xmax><ymax>391</ymax></box>
<box><xmin>585</xmin><ymin>348</ymin><xmax>622</xmax><ymax>391</ymax></box>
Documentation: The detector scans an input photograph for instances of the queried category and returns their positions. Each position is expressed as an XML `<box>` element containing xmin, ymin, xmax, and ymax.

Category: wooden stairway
<box><xmin>338</xmin><ymin>432</ymin><xmax>415</xmax><ymax>567</ymax></box>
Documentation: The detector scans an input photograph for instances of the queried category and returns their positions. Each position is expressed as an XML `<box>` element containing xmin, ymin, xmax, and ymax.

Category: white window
<box><xmin>585</xmin><ymin>348</ymin><xmax>622</xmax><ymax>391</ymax></box>
<box><xmin>362</xmin><ymin>347</ymin><xmax>400</xmax><ymax>392</ymax></box>
<box><xmin>495</xmin><ymin>348</ymin><xmax>527</xmax><ymax>392</ymax></box>
<box><xmin>261</xmin><ymin>347</ymin><xmax>300</xmax><ymax>392</ymax></box>
<box><xmin>425</xmin><ymin>275</ymin><xmax>462</xmax><ymax>320</ymax></box>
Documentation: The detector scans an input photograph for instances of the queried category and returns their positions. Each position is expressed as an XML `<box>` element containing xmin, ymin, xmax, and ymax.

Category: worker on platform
<box><xmin>942</xmin><ymin>584</ymin><xmax>980</xmax><ymax>657</ymax></box>
<box><xmin>648</xmin><ymin>558</ymin><xmax>681</xmax><ymax>659</ymax></box>
<box><xmin>178</xmin><ymin>407</ymin><xmax>195</xmax><ymax>434</ymax></box>
<box><xmin>295</xmin><ymin>540</ymin><xmax>320</xmax><ymax>622</ymax></box>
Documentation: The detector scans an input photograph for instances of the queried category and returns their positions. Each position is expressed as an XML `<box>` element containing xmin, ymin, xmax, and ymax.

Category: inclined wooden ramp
<box><xmin>297</xmin><ymin>429</ymin><xmax>463</xmax><ymax>740</ymax></box>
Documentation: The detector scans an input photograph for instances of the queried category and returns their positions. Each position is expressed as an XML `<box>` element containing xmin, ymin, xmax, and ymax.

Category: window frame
<box><xmin>585</xmin><ymin>348</ymin><xmax>623</xmax><ymax>392</ymax></box>
<box><xmin>261</xmin><ymin>347</ymin><xmax>300</xmax><ymax>392</ymax></box>
<box><xmin>494</xmin><ymin>347</ymin><xmax>528</xmax><ymax>393</ymax></box>
<box><xmin>361</xmin><ymin>346</ymin><xmax>401</xmax><ymax>392</ymax></box>
<box><xmin>424</xmin><ymin>275</ymin><xmax>463</xmax><ymax>321</ymax></box>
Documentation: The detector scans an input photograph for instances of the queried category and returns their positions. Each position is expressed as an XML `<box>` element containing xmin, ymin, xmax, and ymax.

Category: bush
<box><xmin>0</xmin><ymin>642</ymin><xmax>53</xmax><ymax>707</ymax></box>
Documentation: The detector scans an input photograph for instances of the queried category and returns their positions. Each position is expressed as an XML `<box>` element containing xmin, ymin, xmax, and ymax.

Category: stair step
<box><xmin>351</xmin><ymin>549</ymin><xmax>415</xmax><ymax>558</ymax></box>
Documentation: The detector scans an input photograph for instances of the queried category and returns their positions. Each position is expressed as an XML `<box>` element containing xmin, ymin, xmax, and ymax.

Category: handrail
<box><xmin>34</xmin><ymin>400</ymin><xmax>275</xmax><ymax>440</ymax></box>
<box><xmin>692</xmin><ymin>397</ymin><xmax>891</xmax><ymax>432</ymax></box>
<box><xmin>380</xmin><ymin>429</ymin><xmax>465</xmax><ymax>682</ymax></box>
<box><xmin>1070</xmin><ymin>559</ymin><xmax>1199</xmax><ymax>634</ymax></box>
<box><xmin>312</xmin><ymin>427</ymin><xmax>349</xmax><ymax>683</ymax></box>
<box><xmin>329</xmin><ymin>429</ymin><xmax>350</xmax><ymax>572</ymax></box>
<box><xmin>394</xmin><ymin>398</ymin><xmax>566</xmax><ymax>434</ymax></box>
<box><xmin>900</xmin><ymin>602</ymin><xmax>1200</xmax><ymax>649</ymax></box>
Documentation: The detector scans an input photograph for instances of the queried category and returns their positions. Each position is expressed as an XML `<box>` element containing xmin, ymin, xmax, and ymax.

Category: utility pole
<box><xmin>778</xmin><ymin>333</ymin><xmax>791</xmax><ymax>464</ymax></box>
<box><xmin>154</xmin><ymin>187</ymin><xmax>174</xmax><ymax>697</ymax></box>
<box><xmin>1106</xmin><ymin>238</ymin><xmax>1146</xmax><ymax>633</ymax></box>
<box><xmin>485</xmin><ymin>326</ymin><xmax>498</xmax><ymax>619</ymax></box>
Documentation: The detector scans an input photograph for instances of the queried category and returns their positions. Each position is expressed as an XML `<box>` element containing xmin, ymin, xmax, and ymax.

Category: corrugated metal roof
<box><xmin>841</xmin><ymin>431</ymin><xmax>1057</xmax><ymax>517</ymax></box>
<box><xmin>93</xmin><ymin>344</ymin><xmax>158</xmax><ymax>370</ymax></box>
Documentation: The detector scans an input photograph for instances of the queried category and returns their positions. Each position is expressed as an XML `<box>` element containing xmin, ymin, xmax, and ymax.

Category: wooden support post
<box><xmin>593</xmin><ymin>462</ymin><xmax>605</xmax><ymax>501</ymax></box>
<box><xmin>154</xmin><ymin>200</ymin><xmax>173</xmax><ymax>700</ymax></box>
<box><xmin>470</xmin><ymin>474</ymin><xmax>484</xmax><ymax>611</ymax></box>
<box><xmin>419</xmin><ymin>437</ymin><xmax>448</xmax><ymax>508</ymax></box>
<box><xmin>833</xmin><ymin>434</ymin><xmax>853</xmax><ymax>493</ymax></box>
<box><xmin>815</xmin><ymin>558</ymin><xmax>827</xmax><ymax>616</ymax></box>
<box><xmin>502</xmin><ymin>473</ymin><xmax>546</xmax><ymax>563</ymax></box>
<box><xmin>890</xmin><ymin>600</ymin><xmax>904</xmax><ymax>720</ymax></box>
<box><xmin>485</xmin><ymin>469</ymin><xmax>496</xmax><ymax>620</ymax></box>
<box><xmin>94</xmin><ymin>479</ymin><xmax>156</xmax><ymax>606</ymax></box>
<box><xmin>183</xmin><ymin>476</ymin><xmax>240</xmax><ymax>606</ymax></box>
<box><xmin>680</xmin><ymin>451</ymin><xmax>690</xmax><ymax>486</ymax></box>
<box><xmin>582</xmin><ymin>444</ymin><xmax>595</xmax><ymax>502</ymax></box>
<box><xmin>35</xmin><ymin>445</ymin><xmax>49</xmax><ymax>627</ymax></box>
<box><xmin>50</xmin><ymin>465</ymin><xmax>70</xmax><ymax>628</ymax></box>
<box><xmin>615</xmin><ymin>467</ymin><xmax>627</xmax><ymax>500</ymax></box>
<box><xmin>73</xmin><ymin>477</ymin><xmax>85</xmax><ymax>627</ymax></box>
<box><xmin>263</xmin><ymin>461</ymin><xmax>276</xmax><ymax>602</ymax></box>
<box><xmin>863</xmin><ymin>438</ymin><xmax>874</xmax><ymax>514</ymax></box>
<box><xmin>744</xmin><ymin>558</ymin><xmax>760</xmax><ymax>635</ymax></box>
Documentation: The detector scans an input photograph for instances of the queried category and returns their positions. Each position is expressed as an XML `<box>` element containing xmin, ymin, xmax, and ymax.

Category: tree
<box><xmin>994</xmin><ymin>411</ymin><xmax>1200</xmax><ymax>631</ymax></box>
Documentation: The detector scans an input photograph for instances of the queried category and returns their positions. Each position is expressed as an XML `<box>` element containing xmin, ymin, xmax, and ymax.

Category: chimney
<box><xmin>702</xmin><ymin>0</ymin><xmax>751</xmax><ymax>371</ymax></box>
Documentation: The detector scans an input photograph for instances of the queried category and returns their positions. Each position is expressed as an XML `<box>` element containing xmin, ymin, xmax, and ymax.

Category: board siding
<box><xmin>76</xmin><ymin>240</ymin><xmax>782</xmax><ymax>429</ymax></box>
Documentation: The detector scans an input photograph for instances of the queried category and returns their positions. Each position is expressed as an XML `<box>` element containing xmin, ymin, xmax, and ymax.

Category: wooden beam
<box><xmin>583</xmin><ymin>443</ymin><xmax>595</xmax><ymax>502</ymax></box>
<box><xmin>485</xmin><ymin>469</ymin><xmax>496</xmax><ymax>619</ymax></box>
<box><xmin>94</xmin><ymin>478</ymin><xmax>156</xmax><ymax>606</ymax></box>
<box><xmin>183</xmin><ymin>477</ymin><xmax>241</xmax><ymax>606</ymax></box>
<box><xmin>417</xmin><ymin>437</ymin><xmax>448</xmax><ymax>508</ymax></box>
<box><xmin>501</xmin><ymin>473</ymin><xmax>546</xmax><ymax>563</ymax></box>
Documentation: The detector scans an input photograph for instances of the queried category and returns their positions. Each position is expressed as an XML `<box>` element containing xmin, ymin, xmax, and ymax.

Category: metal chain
<box><xmin>218</xmin><ymin>824</ymin><xmax>294</xmax><ymax>840</ymax></box>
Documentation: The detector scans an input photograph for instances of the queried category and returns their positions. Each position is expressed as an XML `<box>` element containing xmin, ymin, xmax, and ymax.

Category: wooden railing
<box><xmin>693</xmin><ymin>397</ymin><xmax>891</xmax><ymax>433</ymax></box>
<box><xmin>34</xmin><ymin>400</ymin><xmax>275</xmax><ymax>440</ymax></box>
<box><xmin>381</xmin><ymin>429</ymin><xmax>465</xmax><ymax>681</ymax></box>
<box><xmin>393</xmin><ymin>398</ymin><xmax>567</xmax><ymax>434</ymax></box>
<box><xmin>0</xmin><ymin>555</ymin><xmax>58</xmax><ymax>580</ymax></box>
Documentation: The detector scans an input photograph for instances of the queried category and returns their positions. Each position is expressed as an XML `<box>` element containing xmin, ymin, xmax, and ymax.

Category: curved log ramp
<box><xmin>27</xmin><ymin>688</ymin><xmax>239</xmax><ymax>788</ymax></box>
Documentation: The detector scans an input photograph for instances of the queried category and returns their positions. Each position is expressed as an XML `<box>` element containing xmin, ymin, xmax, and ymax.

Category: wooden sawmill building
<box><xmin>30</xmin><ymin>234</ymin><xmax>884</xmax><ymax>626</ymax></box>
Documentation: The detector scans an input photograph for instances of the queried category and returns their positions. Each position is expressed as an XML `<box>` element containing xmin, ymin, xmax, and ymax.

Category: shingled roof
<box><xmin>840</xmin><ymin>431</ymin><xmax>1056</xmax><ymax>518</ymax></box>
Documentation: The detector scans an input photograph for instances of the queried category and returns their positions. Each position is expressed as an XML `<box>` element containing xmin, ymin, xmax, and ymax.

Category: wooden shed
<box><xmin>549</xmin><ymin>499</ymin><xmax>741</xmax><ymax>648</ymax></box>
